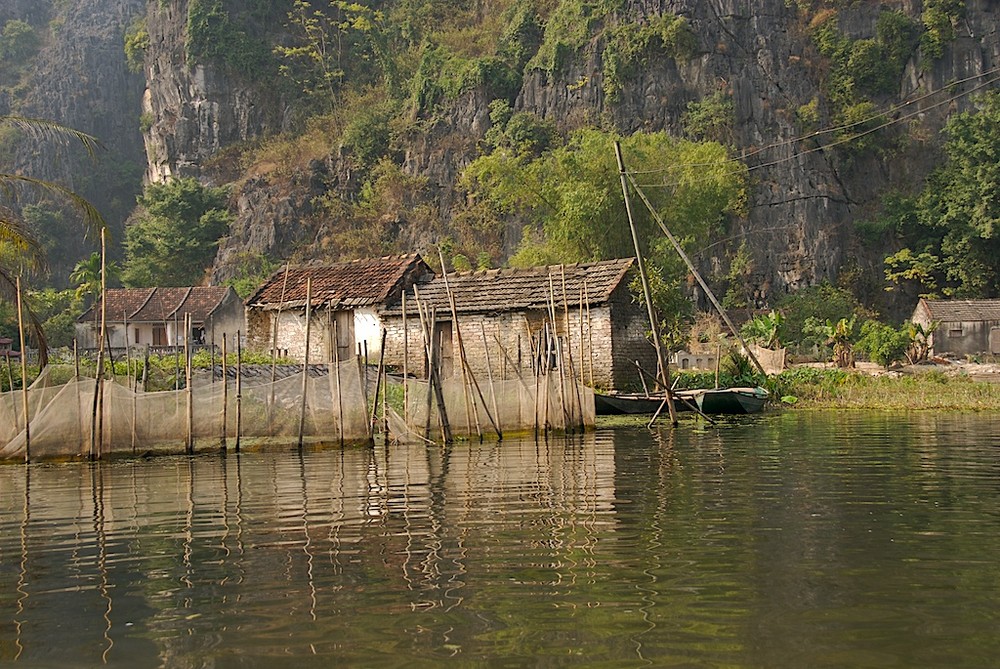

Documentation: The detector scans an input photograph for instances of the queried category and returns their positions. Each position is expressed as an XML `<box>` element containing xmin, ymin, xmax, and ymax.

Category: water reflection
<box><xmin>1</xmin><ymin>413</ymin><xmax>1000</xmax><ymax>667</ymax></box>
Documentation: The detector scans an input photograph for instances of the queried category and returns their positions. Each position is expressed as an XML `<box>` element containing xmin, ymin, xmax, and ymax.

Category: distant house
<box><xmin>76</xmin><ymin>286</ymin><xmax>245</xmax><ymax>349</ymax></box>
<box><xmin>911</xmin><ymin>298</ymin><xmax>1000</xmax><ymax>357</ymax></box>
<box><xmin>380</xmin><ymin>258</ymin><xmax>653</xmax><ymax>391</ymax></box>
<box><xmin>244</xmin><ymin>254</ymin><xmax>433</xmax><ymax>362</ymax></box>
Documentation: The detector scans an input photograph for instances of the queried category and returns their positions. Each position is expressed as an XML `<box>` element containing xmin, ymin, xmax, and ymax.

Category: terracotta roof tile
<box><xmin>78</xmin><ymin>287</ymin><xmax>233</xmax><ymax>323</ymax></box>
<box><xmin>392</xmin><ymin>258</ymin><xmax>635</xmax><ymax>314</ymax></box>
<box><xmin>247</xmin><ymin>254</ymin><xmax>431</xmax><ymax>309</ymax></box>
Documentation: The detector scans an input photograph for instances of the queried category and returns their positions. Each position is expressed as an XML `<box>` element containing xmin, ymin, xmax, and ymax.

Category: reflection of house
<box><xmin>381</xmin><ymin>258</ymin><xmax>652</xmax><ymax>391</ymax></box>
<box><xmin>911</xmin><ymin>298</ymin><xmax>1000</xmax><ymax>357</ymax></box>
<box><xmin>76</xmin><ymin>286</ymin><xmax>245</xmax><ymax>349</ymax></box>
<box><xmin>244</xmin><ymin>255</ymin><xmax>433</xmax><ymax>362</ymax></box>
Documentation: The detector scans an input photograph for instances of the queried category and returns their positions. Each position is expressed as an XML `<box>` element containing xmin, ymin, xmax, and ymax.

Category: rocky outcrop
<box><xmin>139</xmin><ymin>0</ymin><xmax>1000</xmax><ymax>313</ymax></box>
<box><xmin>141</xmin><ymin>0</ymin><xmax>287</xmax><ymax>184</ymax></box>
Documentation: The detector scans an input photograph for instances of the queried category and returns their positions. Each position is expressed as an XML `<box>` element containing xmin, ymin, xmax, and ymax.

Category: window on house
<box><xmin>948</xmin><ymin>327</ymin><xmax>963</xmax><ymax>338</ymax></box>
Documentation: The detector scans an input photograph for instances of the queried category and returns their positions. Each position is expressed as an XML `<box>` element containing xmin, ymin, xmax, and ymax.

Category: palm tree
<box><xmin>0</xmin><ymin>115</ymin><xmax>106</xmax><ymax>366</ymax></box>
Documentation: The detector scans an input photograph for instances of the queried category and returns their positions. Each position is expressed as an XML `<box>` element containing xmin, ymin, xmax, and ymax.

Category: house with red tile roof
<box><xmin>76</xmin><ymin>286</ymin><xmax>244</xmax><ymax>349</ymax></box>
<box><xmin>244</xmin><ymin>254</ymin><xmax>433</xmax><ymax>362</ymax></box>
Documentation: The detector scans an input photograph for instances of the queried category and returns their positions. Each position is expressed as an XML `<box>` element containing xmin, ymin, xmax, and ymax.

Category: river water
<box><xmin>1</xmin><ymin>411</ymin><xmax>999</xmax><ymax>668</ymax></box>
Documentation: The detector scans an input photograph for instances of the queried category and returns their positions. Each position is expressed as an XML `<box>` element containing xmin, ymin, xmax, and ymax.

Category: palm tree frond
<box><xmin>2</xmin><ymin>115</ymin><xmax>104</xmax><ymax>159</ymax></box>
<box><xmin>0</xmin><ymin>173</ymin><xmax>106</xmax><ymax>236</ymax></box>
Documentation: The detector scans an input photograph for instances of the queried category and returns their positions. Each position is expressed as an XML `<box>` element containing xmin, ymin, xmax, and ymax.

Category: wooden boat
<box><xmin>595</xmin><ymin>393</ymin><xmax>689</xmax><ymax>415</ymax></box>
<box><xmin>688</xmin><ymin>386</ymin><xmax>768</xmax><ymax>415</ymax></box>
<box><xmin>595</xmin><ymin>387</ymin><xmax>767</xmax><ymax>416</ymax></box>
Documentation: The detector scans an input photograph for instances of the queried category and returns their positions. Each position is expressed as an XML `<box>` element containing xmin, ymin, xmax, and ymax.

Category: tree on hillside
<box><xmin>881</xmin><ymin>90</ymin><xmax>1000</xmax><ymax>298</ymax></box>
<box><xmin>461</xmin><ymin>123</ymin><xmax>747</xmax><ymax>350</ymax></box>
<box><xmin>122</xmin><ymin>178</ymin><xmax>232</xmax><ymax>287</ymax></box>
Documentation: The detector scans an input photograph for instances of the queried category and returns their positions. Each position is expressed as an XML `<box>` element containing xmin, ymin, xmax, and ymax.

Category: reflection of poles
<box><xmin>91</xmin><ymin>465</ymin><xmax>114</xmax><ymax>662</ymax></box>
<box><xmin>14</xmin><ymin>466</ymin><xmax>29</xmax><ymax>661</ymax></box>
<box><xmin>15</xmin><ymin>275</ymin><xmax>30</xmax><ymax>462</ymax></box>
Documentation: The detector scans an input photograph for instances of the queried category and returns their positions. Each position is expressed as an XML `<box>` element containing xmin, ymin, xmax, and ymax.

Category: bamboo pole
<box><xmin>173</xmin><ymin>311</ymin><xmax>180</xmax><ymax>391</ymax></box>
<box><xmin>332</xmin><ymin>319</ymin><xmax>344</xmax><ymax>446</ymax></box>
<box><xmin>614</xmin><ymin>140</ymin><xmax>678</xmax><ymax>425</ymax></box>
<box><xmin>480</xmin><ymin>323</ymin><xmax>501</xmax><ymax>437</ymax></box>
<box><xmin>210</xmin><ymin>329</ymin><xmax>216</xmax><ymax>384</ymax></box>
<box><xmin>126</xmin><ymin>313</ymin><xmax>137</xmax><ymax>454</ymax></box>
<box><xmin>356</xmin><ymin>344</ymin><xmax>372</xmax><ymax>445</ymax></box>
<box><xmin>15</xmin><ymin>275</ymin><xmax>30</xmax><ymax>462</ymax></box>
<box><xmin>437</xmin><ymin>250</ymin><xmax>482</xmax><ymax>439</ymax></box>
<box><xmin>221</xmin><ymin>333</ymin><xmax>228</xmax><ymax>449</ymax></box>
<box><xmin>270</xmin><ymin>263</ymin><xmax>291</xmax><ymax>415</ymax></box>
<box><xmin>185</xmin><ymin>313</ymin><xmax>193</xmax><ymax>454</ymax></box>
<box><xmin>298</xmin><ymin>278</ymin><xmax>312</xmax><ymax>450</ymax></box>
<box><xmin>415</xmin><ymin>295</ymin><xmax>450</xmax><ymax>443</ymax></box>
<box><xmin>402</xmin><ymin>292</ymin><xmax>409</xmax><ymax>427</ymax></box>
<box><xmin>235</xmin><ymin>332</ymin><xmax>242</xmax><ymax>453</ymax></box>
<box><xmin>624</xmin><ymin>168</ymin><xmax>767</xmax><ymax>377</ymax></box>
<box><xmin>370</xmin><ymin>328</ymin><xmax>387</xmax><ymax>436</ymax></box>
<box><xmin>142</xmin><ymin>345</ymin><xmax>150</xmax><ymax>392</ymax></box>
<box><xmin>7</xmin><ymin>347</ymin><xmax>15</xmax><ymax>391</ymax></box>
<box><xmin>584</xmin><ymin>281</ymin><xmax>594</xmax><ymax>387</ymax></box>
<box><xmin>91</xmin><ymin>229</ymin><xmax>108</xmax><ymax>459</ymax></box>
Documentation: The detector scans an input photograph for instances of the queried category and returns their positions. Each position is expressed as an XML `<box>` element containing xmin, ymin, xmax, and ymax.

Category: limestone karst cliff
<box><xmin>7</xmin><ymin>0</ymin><xmax>1000</xmax><ymax>313</ymax></box>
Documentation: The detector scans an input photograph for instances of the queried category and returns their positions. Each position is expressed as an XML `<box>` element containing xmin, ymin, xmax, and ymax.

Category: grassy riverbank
<box><xmin>767</xmin><ymin>366</ymin><xmax>1000</xmax><ymax>411</ymax></box>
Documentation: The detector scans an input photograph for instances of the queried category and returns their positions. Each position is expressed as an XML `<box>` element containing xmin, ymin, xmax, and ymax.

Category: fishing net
<box><xmin>1</xmin><ymin>361</ymin><xmax>594</xmax><ymax>461</ymax></box>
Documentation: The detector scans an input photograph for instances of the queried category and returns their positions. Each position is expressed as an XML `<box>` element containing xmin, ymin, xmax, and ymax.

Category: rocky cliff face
<box><xmin>6</xmin><ymin>0</ymin><xmax>146</xmax><ymax>280</ymax></box>
<box><xmin>137</xmin><ymin>0</ymin><xmax>1000</xmax><ymax>312</ymax></box>
<box><xmin>141</xmin><ymin>0</ymin><xmax>288</xmax><ymax>184</ymax></box>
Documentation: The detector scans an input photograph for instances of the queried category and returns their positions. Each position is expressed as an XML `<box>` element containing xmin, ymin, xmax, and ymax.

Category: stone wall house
<box><xmin>911</xmin><ymin>298</ymin><xmax>1000</xmax><ymax>357</ymax></box>
<box><xmin>380</xmin><ymin>258</ymin><xmax>654</xmax><ymax>391</ymax></box>
<box><xmin>244</xmin><ymin>255</ymin><xmax>433</xmax><ymax>363</ymax></box>
<box><xmin>76</xmin><ymin>286</ymin><xmax>245</xmax><ymax>350</ymax></box>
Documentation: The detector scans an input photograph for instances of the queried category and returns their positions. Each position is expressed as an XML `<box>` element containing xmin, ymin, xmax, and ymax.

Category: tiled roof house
<box><xmin>76</xmin><ymin>286</ymin><xmax>244</xmax><ymax>349</ymax></box>
<box><xmin>244</xmin><ymin>254</ymin><xmax>433</xmax><ymax>362</ymax></box>
<box><xmin>380</xmin><ymin>258</ymin><xmax>651</xmax><ymax>391</ymax></box>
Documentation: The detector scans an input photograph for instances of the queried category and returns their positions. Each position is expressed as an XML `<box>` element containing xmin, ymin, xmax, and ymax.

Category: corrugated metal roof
<box><xmin>78</xmin><ymin>287</ymin><xmax>232</xmax><ymax>323</ymax></box>
<box><xmin>246</xmin><ymin>254</ymin><xmax>431</xmax><ymax>310</ymax></box>
<box><xmin>391</xmin><ymin>258</ymin><xmax>635</xmax><ymax>314</ymax></box>
<box><xmin>919</xmin><ymin>298</ymin><xmax>1000</xmax><ymax>322</ymax></box>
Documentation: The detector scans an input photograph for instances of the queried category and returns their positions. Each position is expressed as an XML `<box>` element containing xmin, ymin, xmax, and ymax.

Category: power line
<box><xmin>633</xmin><ymin>72</ymin><xmax>1000</xmax><ymax>190</ymax></box>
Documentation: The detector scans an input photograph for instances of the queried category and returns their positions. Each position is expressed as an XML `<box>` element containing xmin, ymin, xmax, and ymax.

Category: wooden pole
<box><xmin>221</xmin><ymin>333</ymin><xmax>228</xmax><ymax>449</ymax></box>
<box><xmin>15</xmin><ymin>275</ymin><xmax>30</xmax><ymax>463</ymax></box>
<box><xmin>402</xmin><ymin>292</ymin><xmax>409</xmax><ymax>427</ymax></box>
<box><xmin>480</xmin><ymin>323</ymin><xmax>502</xmax><ymax>438</ymax></box>
<box><xmin>370</xmin><ymin>328</ymin><xmax>387</xmax><ymax>436</ymax></box>
<box><xmin>298</xmin><ymin>278</ymin><xmax>312</xmax><ymax>449</ymax></box>
<box><xmin>91</xmin><ymin>229</ymin><xmax>108</xmax><ymax>459</ymax></box>
<box><xmin>357</xmin><ymin>344</ymin><xmax>372</xmax><ymax>445</ymax></box>
<box><xmin>185</xmin><ymin>313</ymin><xmax>193</xmax><ymax>454</ymax></box>
<box><xmin>235</xmin><ymin>332</ymin><xmax>242</xmax><ymax>453</ymax></box>
<box><xmin>584</xmin><ymin>281</ymin><xmax>594</xmax><ymax>387</ymax></box>
<box><xmin>625</xmin><ymin>169</ymin><xmax>767</xmax><ymax>377</ymax></box>
<box><xmin>142</xmin><ymin>344</ymin><xmax>150</xmax><ymax>392</ymax></box>
<box><xmin>210</xmin><ymin>329</ymin><xmax>216</xmax><ymax>384</ymax></box>
<box><xmin>437</xmin><ymin>250</ymin><xmax>479</xmax><ymax>439</ymax></box>
<box><xmin>614</xmin><ymin>140</ymin><xmax>678</xmax><ymax>425</ymax></box>
<box><xmin>173</xmin><ymin>311</ymin><xmax>180</xmax><ymax>391</ymax></box>
<box><xmin>126</xmin><ymin>312</ymin><xmax>137</xmax><ymax>454</ymax></box>
<box><xmin>269</xmin><ymin>263</ymin><xmax>290</xmax><ymax>417</ymax></box>
<box><xmin>7</xmin><ymin>348</ymin><xmax>15</xmax><ymax>391</ymax></box>
<box><xmin>332</xmin><ymin>319</ymin><xmax>344</xmax><ymax>446</ymax></box>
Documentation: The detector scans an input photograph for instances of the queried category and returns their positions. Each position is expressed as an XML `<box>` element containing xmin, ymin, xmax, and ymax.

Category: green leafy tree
<box><xmin>776</xmin><ymin>282</ymin><xmax>867</xmax><ymax>347</ymax></box>
<box><xmin>122</xmin><ymin>178</ymin><xmax>232</xmax><ymax>287</ymax></box>
<box><xmin>462</xmin><ymin>125</ymin><xmax>746</xmax><ymax>352</ymax></box>
<box><xmin>880</xmin><ymin>90</ymin><xmax>1000</xmax><ymax>297</ymax></box>
<box><xmin>741</xmin><ymin>310</ymin><xmax>784</xmax><ymax>349</ymax></box>
<box><xmin>856</xmin><ymin>319</ymin><xmax>911</xmax><ymax>369</ymax></box>
<box><xmin>70</xmin><ymin>252</ymin><xmax>120</xmax><ymax>306</ymax></box>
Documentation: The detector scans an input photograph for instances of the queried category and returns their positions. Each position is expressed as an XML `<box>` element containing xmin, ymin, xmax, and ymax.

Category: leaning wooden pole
<box><xmin>614</xmin><ymin>140</ymin><xmax>678</xmax><ymax>425</ymax></box>
<box><xmin>15</xmin><ymin>275</ymin><xmax>30</xmax><ymax>463</ymax></box>
<box><xmin>370</xmin><ymin>328</ymin><xmax>387</xmax><ymax>436</ymax></box>
<box><xmin>625</xmin><ymin>169</ymin><xmax>767</xmax><ymax>377</ymax></box>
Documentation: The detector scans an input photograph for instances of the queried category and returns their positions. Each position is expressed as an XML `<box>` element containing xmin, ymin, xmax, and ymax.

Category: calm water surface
<box><xmin>2</xmin><ymin>411</ymin><xmax>999</xmax><ymax>668</ymax></box>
